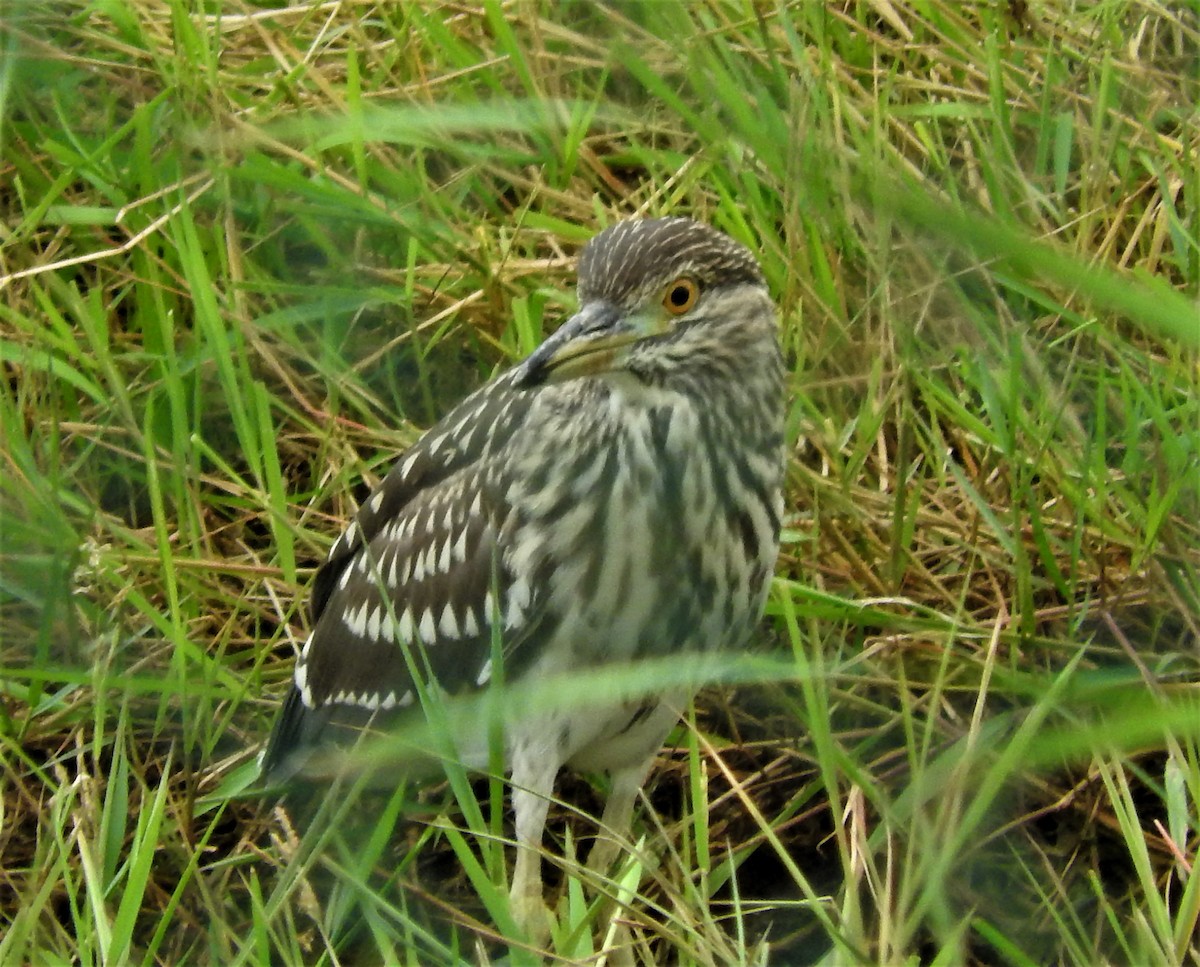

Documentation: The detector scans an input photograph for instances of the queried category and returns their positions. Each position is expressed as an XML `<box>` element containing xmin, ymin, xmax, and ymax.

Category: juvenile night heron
<box><xmin>260</xmin><ymin>216</ymin><xmax>785</xmax><ymax>937</ymax></box>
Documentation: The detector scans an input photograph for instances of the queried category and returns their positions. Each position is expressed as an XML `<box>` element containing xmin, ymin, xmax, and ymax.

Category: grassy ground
<box><xmin>2</xmin><ymin>1</ymin><xmax>1198</xmax><ymax>963</ymax></box>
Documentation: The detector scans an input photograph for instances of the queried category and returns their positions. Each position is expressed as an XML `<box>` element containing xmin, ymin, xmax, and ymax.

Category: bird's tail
<box><xmin>257</xmin><ymin>686</ymin><xmax>334</xmax><ymax>788</ymax></box>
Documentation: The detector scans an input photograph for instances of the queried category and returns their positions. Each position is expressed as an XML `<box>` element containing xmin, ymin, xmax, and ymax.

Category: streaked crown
<box><xmin>577</xmin><ymin>217</ymin><xmax>765</xmax><ymax>307</ymax></box>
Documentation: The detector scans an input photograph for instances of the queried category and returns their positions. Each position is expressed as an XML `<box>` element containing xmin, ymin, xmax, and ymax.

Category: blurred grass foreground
<box><xmin>1</xmin><ymin>2</ymin><xmax>1198</xmax><ymax>964</ymax></box>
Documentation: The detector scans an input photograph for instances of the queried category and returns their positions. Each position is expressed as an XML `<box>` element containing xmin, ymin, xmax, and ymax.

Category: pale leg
<box><xmin>587</xmin><ymin>755</ymin><xmax>656</xmax><ymax>879</ymax></box>
<box><xmin>508</xmin><ymin>752</ymin><xmax>559</xmax><ymax>944</ymax></box>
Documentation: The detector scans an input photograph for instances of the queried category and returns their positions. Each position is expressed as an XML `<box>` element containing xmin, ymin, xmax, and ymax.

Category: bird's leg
<box><xmin>587</xmin><ymin>758</ymin><xmax>653</xmax><ymax>880</ymax></box>
<box><xmin>508</xmin><ymin>755</ymin><xmax>559</xmax><ymax>946</ymax></box>
<box><xmin>586</xmin><ymin>757</ymin><xmax>657</xmax><ymax>967</ymax></box>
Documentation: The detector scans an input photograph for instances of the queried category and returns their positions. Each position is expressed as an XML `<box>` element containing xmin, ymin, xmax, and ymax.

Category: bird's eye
<box><xmin>662</xmin><ymin>278</ymin><xmax>700</xmax><ymax>316</ymax></box>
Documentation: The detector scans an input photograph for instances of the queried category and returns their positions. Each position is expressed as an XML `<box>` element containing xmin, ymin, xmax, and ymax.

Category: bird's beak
<box><xmin>516</xmin><ymin>301</ymin><xmax>667</xmax><ymax>387</ymax></box>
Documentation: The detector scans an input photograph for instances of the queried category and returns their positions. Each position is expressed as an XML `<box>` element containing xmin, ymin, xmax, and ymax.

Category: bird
<box><xmin>259</xmin><ymin>216</ymin><xmax>785</xmax><ymax>941</ymax></box>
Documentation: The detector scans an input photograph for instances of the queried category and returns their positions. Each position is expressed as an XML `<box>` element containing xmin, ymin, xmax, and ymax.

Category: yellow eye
<box><xmin>662</xmin><ymin>278</ymin><xmax>700</xmax><ymax>315</ymax></box>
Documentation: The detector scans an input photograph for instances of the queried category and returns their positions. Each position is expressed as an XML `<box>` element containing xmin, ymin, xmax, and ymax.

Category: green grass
<box><xmin>2</xmin><ymin>1</ymin><xmax>1198</xmax><ymax>963</ymax></box>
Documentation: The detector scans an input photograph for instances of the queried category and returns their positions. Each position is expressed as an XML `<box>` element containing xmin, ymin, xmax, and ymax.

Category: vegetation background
<box><xmin>2</xmin><ymin>1</ymin><xmax>1197</xmax><ymax>964</ymax></box>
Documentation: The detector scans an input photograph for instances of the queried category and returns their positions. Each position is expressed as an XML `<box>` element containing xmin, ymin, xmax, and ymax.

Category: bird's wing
<box><xmin>309</xmin><ymin>371</ymin><xmax>528</xmax><ymax>621</ymax></box>
<box><xmin>260</xmin><ymin>371</ymin><xmax>550</xmax><ymax>780</ymax></box>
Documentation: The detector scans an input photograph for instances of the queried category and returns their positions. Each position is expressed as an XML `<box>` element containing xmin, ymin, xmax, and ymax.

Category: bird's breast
<box><xmin>506</xmin><ymin>385</ymin><xmax>781</xmax><ymax>672</ymax></box>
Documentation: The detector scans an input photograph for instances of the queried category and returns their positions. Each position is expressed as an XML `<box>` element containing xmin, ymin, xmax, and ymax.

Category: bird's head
<box><xmin>517</xmin><ymin>218</ymin><xmax>774</xmax><ymax>388</ymax></box>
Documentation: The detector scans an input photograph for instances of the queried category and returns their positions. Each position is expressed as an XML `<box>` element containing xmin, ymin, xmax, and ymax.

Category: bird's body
<box><xmin>261</xmin><ymin>217</ymin><xmax>784</xmax><ymax>938</ymax></box>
